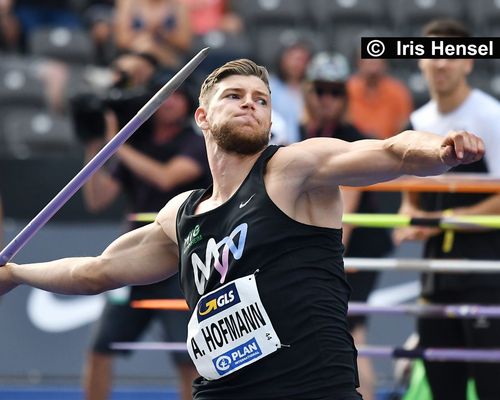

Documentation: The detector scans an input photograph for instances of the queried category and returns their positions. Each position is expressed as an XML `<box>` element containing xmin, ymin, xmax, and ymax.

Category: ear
<box><xmin>195</xmin><ymin>106</ymin><xmax>209</xmax><ymax>130</ymax></box>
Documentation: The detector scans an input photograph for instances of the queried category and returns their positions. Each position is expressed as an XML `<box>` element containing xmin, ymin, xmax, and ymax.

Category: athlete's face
<box><xmin>196</xmin><ymin>75</ymin><xmax>272</xmax><ymax>155</ymax></box>
<box><xmin>418</xmin><ymin>57</ymin><xmax>473</xmax><ymax>97</ymax></box>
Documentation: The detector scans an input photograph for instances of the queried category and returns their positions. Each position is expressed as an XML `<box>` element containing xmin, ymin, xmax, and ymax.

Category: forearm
<box><xmin>117</xmin><ymin>144</ymin><xmax>168</xmax><ymax>188</ymax></box>
<box><xmin>385</xmin><ymin>130</ymin><xmax>449</xmax><ymax>177</ymax></box>
<box><xmin>6</xmin><ymin>256</ymin><xmax>116</xmax><ymax>296</ymax></box>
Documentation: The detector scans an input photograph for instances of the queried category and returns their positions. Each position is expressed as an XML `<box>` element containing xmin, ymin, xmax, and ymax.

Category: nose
<box><xmin>241</xmin><ymin>94</ymin><xmax>256</xmax><ymax>109</ymax></box>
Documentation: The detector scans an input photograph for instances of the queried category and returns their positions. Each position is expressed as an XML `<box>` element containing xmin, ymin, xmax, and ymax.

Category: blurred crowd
<box><xmin>0</xmin><ymin>0</ymin><xmax>497</xmax><ymax>159</ymax></box>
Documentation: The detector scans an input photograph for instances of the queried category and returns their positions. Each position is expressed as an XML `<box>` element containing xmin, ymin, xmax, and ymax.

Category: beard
<box><xmin>211</xmin><ymin>119</ymin><xmax>270</xmax><ymax>155</ymax></box>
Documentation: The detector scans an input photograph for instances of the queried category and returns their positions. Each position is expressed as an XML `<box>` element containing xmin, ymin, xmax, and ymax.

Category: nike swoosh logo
<box><xmin>27</xmin><ymin>289</ymin><xmax>105</xmax><ymax>332</ymax></box>
<box><xmin>239</xmin><ymin>194</ymin><xmax>256</xmax><ymax>208</ymax></box>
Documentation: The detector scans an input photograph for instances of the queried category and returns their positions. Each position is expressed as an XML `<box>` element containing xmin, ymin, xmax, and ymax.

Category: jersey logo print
<box><xmin>191</xmin><ymin>223</ymin><xmax>248</xmax><ymax>295</ymax></box>
<box><xmin>239</xmin><ymin>194</ymin><xmax>256</xmax><ymax>208</ymax></box>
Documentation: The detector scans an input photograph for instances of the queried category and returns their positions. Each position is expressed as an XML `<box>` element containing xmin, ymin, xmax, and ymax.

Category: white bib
<box><xmin>186</xmin><ymin>274</ymin><xmax>281</xmax><ymax>380</ymax></box>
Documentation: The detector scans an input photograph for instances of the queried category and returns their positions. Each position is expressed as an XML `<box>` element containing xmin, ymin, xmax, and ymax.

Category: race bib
<box><xmin>186</xmin><ymin>274</ymin><xmax>281</xmax><ymax>380</ymax></box>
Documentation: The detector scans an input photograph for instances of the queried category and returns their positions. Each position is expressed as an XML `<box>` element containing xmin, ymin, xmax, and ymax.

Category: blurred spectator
<box><xmin>114</xmin><ymin>0</ymin><xmax>192</xmax><ymax>69</ymax></box>
<box><xmin>180</xmin><ymin>0</ymin><xmax>243</xmax><ymax>35</ymax></box>
<box><xmin>0</xmin><ymin>0</ymin><xmax>86</xmax><ymax>113</ymax></box>
<box><xmin>269</xmin><ymin>41</ymin><xmax>312</xmax><ymax>144</ymax></box>
<box><xmin>0</xmin><ymin>0</ymin><xmax>20</xmax><ymax>51</ymax></box>
<box><xmin>76</xmin><ymin>52</ymin><xmax>208</xmax><ymax>400</ymax></box>
<box><xmin>394</xmin><ymin>19</ymin><xmax>500</xmax><ymax>400</ymax></box>
<box><xmin>301</xmin><ymin>51</ymin><xmax>393</xmax><ymax>400</ymax></box>
<box><xmin>1</xmin><ymin>0</ymin><xmax>82</xmax><ymax>52</ymax></box>
<box><xmin>81</xmin><ymin>0</ymin><xmax>116</xmax><ymax>65</ymax></box>
<box><xmin>347</xmin><ymin>57</ymin><xmax>413</xmax><ymax>139</ymax></box>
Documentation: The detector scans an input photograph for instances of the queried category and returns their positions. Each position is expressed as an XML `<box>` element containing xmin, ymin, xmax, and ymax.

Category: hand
<box><xmin>392</xmin><ymin>226</ymin><xmax>441</xmax><ymax>245</ymax></box>
<box><xmin>440</xmin><ymin>130</ymin><xmax>485</xmax><ymax>167</ymax></box>
<box><xmin>392</xmin><ymin>209</ymin><xmax>443</xmax><ymax>245</ymax></box>
<box><xmin>0</xmin><ymin>263</ymin><xmax>18</xmax><ymax>296</ymax></box>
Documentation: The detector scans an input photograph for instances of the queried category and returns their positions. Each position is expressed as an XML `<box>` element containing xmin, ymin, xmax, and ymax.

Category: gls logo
<box><xmin>197</xmin><ymin>282</ymin><xmax>240</xmax><ymax>322</ymax></box>
<box><xmin>191</xmin><ymin>223</ymin><xmax>248</xmax><ymax>295</ymax></box>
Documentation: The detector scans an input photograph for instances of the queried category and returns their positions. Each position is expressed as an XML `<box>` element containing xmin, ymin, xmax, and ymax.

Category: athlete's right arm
<box><xmin>0</xmin><ymin>192</ymin><xmax>192</xmax><ymax>297</ymax></box>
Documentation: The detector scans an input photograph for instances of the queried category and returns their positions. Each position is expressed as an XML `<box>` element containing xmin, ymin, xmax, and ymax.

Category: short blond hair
<box><xmin>199</xmin><ymin>59</ymin><xmax>270</xmax><ymax>106</ymax></box>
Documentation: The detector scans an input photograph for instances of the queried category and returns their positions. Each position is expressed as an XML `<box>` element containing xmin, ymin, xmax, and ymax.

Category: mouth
<box><xmin>234</xmin><ymin>113</ymin><xmax>258</xmax><ymax>124</ymax></box>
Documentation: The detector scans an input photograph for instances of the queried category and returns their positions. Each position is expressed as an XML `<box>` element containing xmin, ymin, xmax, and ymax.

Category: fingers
<box><xmin>445</xmin><ymin>130</ymin><xmax>485</xmax><ymax>165</ymax></box>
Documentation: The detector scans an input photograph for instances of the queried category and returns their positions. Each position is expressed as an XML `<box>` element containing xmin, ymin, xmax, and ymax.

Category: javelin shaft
<box><xmin>0</xmin><ymin>48</ymin><xmax>209</xmax><ymax>266</ymax></box>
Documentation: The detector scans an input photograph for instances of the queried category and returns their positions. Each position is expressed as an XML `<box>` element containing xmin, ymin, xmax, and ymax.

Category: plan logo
<box><xmin>213</xmin><ymin>338</ymin><xmax>262</xmax><ymax>376</ymax></box>
<box><xmin>191</xmin><ymin>223</ymin><xmax>248</xmax><ymax>295</ymax></box>
<box><xmin>197</xmin><ymin>282</ymin><xmax>240</xmax><ymax>322</ymax></box>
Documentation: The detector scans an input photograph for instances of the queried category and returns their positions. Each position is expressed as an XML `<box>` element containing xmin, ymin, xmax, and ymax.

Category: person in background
<box><xmin>269</xmin><ymin>40</ymin><xmax>312</xmax><ymax>144</ymax></box>
<box><xmin>180</xmin><ymin>0</ymin><xmax>243</xmax><ymax>36</ymax></box>
<box><xmin>301</xmin><ymin>51</ymin><xmax>394</xmax><ymax>400</ymax></box>
<box><xmin>347</xmin><ymin>56</ymin><xmax>413</xmax><ymax>139</ymax></box>
<box><xmin>394</xmin><ymin>19</ymin><xmax>500</xmax><ymax>400</ymax></box>
<box><xmin>81</xmin><ymin>0</ymin><xmax>116</xmax><ymax>66</ymax></box>
<box><xmin>114</xmin><ymin>0</ymin><xmax>192</xmax><ymax>70</ymax></box>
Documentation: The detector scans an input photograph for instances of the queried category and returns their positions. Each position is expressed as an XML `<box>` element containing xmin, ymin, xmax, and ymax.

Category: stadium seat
<box><xmin>2</xmin><ymin>108</ymin><xmax>78</xmax><ymax>159</ymax></box>
<box><xmin>387</xmin><ymin>0</ymin><xmax>465</xmax><ymax>35</ymax></box>
<box><xmin>231</xmin><ymin>0</ymin><xmax>307</xmax><ymax>26</ymax></box>
<box><xmin>463</xmin><ymin>0</ymin><xmax>500</xmax><ymax>35</ymax></box>
<box><xmin>28</xmin><ymin>27</ymin><xmax>94</xmax><ymax>64</ymax></box>
<box><xmin>254</xmin><ymin>26</ymin><xmax>325</xmax><ymax>68</ymax></box>
<box><xmin>325</xmin><ymin>24</ymin><xmax>395</xmax><ymax>61</ymax></box>
<box><xmin>0</xmin><ymin>64</ymin><xmax>45</xmax><ymax>107</ymax></box>
<box><xmin>190</xmin><ymin>31</ymin><xmax>255</xmax><ymax>75</ymax></box>
<box><xmin>308</xmin><ymin>0</ymin><xmax>389</xmax><ymax>28</ymax></box>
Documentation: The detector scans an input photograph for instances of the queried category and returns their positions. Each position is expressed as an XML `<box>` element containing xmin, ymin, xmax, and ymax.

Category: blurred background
<box><xmin>0</xmin><ymin>0</ymin><xmax>497</xmax><ymax>399</ymax></box>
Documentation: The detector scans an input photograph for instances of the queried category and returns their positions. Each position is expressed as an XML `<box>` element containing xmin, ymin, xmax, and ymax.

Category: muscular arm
<box><xmin>285</xmin><ymin>129</ymin><xmax>484</xmax><ymax>190</ymax></box>
<box><xmin>0</xmin><ymin>192</ymin><xmax>192</xmax><ymax>297</ymax></box>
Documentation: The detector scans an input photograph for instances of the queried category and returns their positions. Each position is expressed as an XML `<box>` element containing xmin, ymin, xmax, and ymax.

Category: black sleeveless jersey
<box><xmin>176</xmin><ymin>146</ymin><xmax>360</xmax><ymax>400</ymax></box>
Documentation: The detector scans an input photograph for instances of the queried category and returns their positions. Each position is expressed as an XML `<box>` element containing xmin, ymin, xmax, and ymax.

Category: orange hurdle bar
<box><xmin>132</xmin><ymin>299</ymin><xmax>189</xmax><ymax>310</ymax></box>
<box><xmin>343</xmin><ymin>174</ymin><xmax>500</xmax><ymax>193</ymax></box>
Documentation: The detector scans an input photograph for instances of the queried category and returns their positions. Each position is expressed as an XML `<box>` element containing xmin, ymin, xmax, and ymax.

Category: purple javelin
<box><xmin>0</xmin><ymin>47</ymin><xmax>210</xmax><ymax>266</ymax></box>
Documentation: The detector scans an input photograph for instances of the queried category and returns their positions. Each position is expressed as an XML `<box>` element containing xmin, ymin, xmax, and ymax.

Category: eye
<box><xmin>227</xmin><ymin>93</ymin><xmax>240</xmax><ymax>99</ymax></box>
<box><xmin>257</xmin><ymin>98</ymin><xmax>268</xmax><ymax>106</ymax></box>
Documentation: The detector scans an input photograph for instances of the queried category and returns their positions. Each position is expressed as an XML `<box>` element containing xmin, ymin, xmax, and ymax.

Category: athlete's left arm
<box><xmin>289</xmin><ymin>129</ymin><xmax>484</xmax><ymax>188</ymax></box>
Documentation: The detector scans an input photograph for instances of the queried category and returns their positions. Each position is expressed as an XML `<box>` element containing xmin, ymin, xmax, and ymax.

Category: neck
<box><xmin>364</xmin><ymin>74</ymin><xmax>381</xmax><ymax>89</ymax></box>
<box><xmin>434</xmin><ymin>82</ymin><xmax>471</xmax><ymax>114</ymax></box>
<box><xmin>206</xmin><ymin>140</ymin><xmax>264</xmax><ymax>202</ymax></box>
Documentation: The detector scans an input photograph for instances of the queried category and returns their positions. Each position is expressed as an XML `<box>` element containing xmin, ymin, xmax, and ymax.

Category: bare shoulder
<box><xmin>267</xmin><ymin>138</ymin><xmax>350</xmax><ymax>182</ymax></box>
<box><xmin>157</xmin><ymin>190</ymin><xmax>195</xmax><ymax>244</ymax></box>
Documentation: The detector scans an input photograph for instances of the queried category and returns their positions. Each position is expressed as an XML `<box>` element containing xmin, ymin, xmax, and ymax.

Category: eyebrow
<box><xmin>220</xmin><ymin>87</ymin><xmax>270</xmax><ymax>99</ymax></box>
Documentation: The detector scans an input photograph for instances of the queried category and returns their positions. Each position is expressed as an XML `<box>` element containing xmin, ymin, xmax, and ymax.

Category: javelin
<box><xmin>0</xmin><ymin>48</ymin><xmax>210</xmax><ymax>266</ymax></box>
